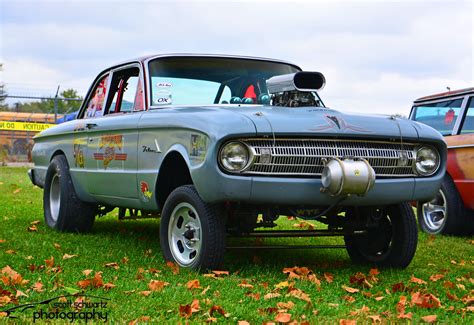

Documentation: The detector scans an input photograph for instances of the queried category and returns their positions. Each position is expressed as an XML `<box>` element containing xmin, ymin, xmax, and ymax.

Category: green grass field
<box><xmin>0</xmin><ymin>167</ymin><xmax>472</xmax><ymax>323</ymax></box>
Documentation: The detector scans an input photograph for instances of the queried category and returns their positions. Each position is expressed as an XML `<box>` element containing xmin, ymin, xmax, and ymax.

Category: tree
<box><xmin>5</xmin><ymin>88</ymin><xmax>83</xmax><ymax>114</ymax></box>
<box><xmin>0</xmin><ymin>64</ymin><xmax>7</xmax><ymax>110</ymax></box>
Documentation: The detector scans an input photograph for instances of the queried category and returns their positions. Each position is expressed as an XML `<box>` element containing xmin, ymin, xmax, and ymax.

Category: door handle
<box><xmin>86</xmin><ymin>123</ymin><xmax>98</xmax><ymax>129</ymax></box>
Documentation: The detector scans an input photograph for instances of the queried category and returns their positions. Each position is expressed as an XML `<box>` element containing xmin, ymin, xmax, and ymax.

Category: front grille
<box><xmin>241</xmin><ymin>138</ymin><xmax>417</xmax><ymax>177</ymax></box>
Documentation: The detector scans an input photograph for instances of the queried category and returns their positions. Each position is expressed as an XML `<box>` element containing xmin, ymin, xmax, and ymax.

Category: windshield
<box><xmin>411</xmin><ymin>98</ymin><xmax>463</xmax><ymax>135</ymax></box>
<box><xmin>148</xmin><ymin>57</ymin><xmax>300</xmax><ymax>107</ymax></box>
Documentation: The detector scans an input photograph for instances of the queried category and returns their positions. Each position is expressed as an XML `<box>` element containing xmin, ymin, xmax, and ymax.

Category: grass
<box><xmin>0</xmin><ymin>167</ymin><xmax>473</xmax><ymax>323</ymax></box>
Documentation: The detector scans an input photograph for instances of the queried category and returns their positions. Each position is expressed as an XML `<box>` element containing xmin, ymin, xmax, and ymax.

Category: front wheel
<box><xmin>160</xmin><ymin>185</ymin><xmax>225</xmax><ymax>270</ymax></box>
<box><xmin>344</xmin><ymin>203</ymin><xmax>418</xmax><ymax>268</ymax></box>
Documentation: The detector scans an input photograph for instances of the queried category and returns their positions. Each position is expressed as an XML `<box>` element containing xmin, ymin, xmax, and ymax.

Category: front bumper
<box><xmin>193</xmin><ymin>164</ymin><xmax>445</xmax><ymax>206</ymax></box>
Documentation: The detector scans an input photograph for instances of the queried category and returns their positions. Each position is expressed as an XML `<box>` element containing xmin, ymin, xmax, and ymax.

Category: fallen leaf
<box><xmin>421</xmin><ymin>315</ymin><xmax>437</xmax><ymax>323</ymax></box>
<box><xmin>62</xmin><ymin>254</ymin><xmax>77</xmax><ymax>260</ymax></box>
<box><xmin>30</xmin><ymin>220</ymin><xmax>40</xmax><ymax>225</ymax></box>
<box><xmin>13</xmin><ymin>188</ymin><xmax>22</xmax><ymax>194</ymax></box>
<box><xmin>277</xmin><ymin>301</ymin><xmax>295</xmax><ymax>310</ymax></box>
<box><xmin>339</xmin><ymin>320</ymin><xmax>356</xmax><ymax>325</ymax></box>
<box><xmin>397</xmin><ymin>312</ymin><xmax>413</xmax><ymax>320</ymax></box>
<box><xmin>104</xmin><ymin>262</ymin><xmax>119</xmax><ymax>270</ymax></box>
<box><xmin>77</xmin><ymin>279</ymin><xmax>91</xmax><ymax>289</ymax></box>
<box><xmin>103</xmin><ymin>283</ymin><xmax>116</xmax><ymax>290</ymax></box>
<box><xmin>287</xmin><ymin>288</ymin><xmax>311</xmax><ymax>303</ymax></box>
<box><xmin>0</xmin><ymin>240</ymin><xmax>6</xmax><ymax>243</ymax></box>
<box><xmin>166</xmin><ymin>261</ymin><xmax>180</xmax><ymax>274</ymax></box>
<box><xmin>27</xmin><ymin>225</ymin><xmax>38</xmax><ymax>232</ymax></box>
<box><xmin>212</xmin><ymin>270</ymin><xmax>229</xmax><ymax>276</ymax></box>
<box><xmin>275</xmin><ymin>312</ymin><xmax>292</xmax><ymax>323</ymax></box>
<box><xmin>374</xmin><ymin>296</ymin><xmax>384</xmax><ymax>301</ymax></box>
<box><xmin>148</xmin><ymin>280</ymin><xmax>169</xmax><ymax>291</ymax></box>
<box><xmin>186</xmin><ymin>279</ymin><xmax>201</xmax><ymax>290</ymax></box>
<box><xmin>367</xmin><ymin>315</ymin><xmax>382</xmax><ymax>323</ymax></box>
<box><xmin>45</xmin><ymin>256</ymin><xmax>54</xmax><ymax>268</ymax></box>
<box><xmin>275</xmin><ymin>281</ymin><xmax>290</xmax><ymax>289</ymax></box>
<box><xmin>209</xmin><ymin>305</ymin><xmax>227</xmax><ymax>317</ymax></box>
<box><xmin>32</xmin><ymin>282</ymin><xmax>44</xmax><ymax>292</ymax></box>
<box><xmin>246</xmin><ymin>292</ymin><xmax>260</xmax><ymax>300</ymax></box>
<box><xmin>411</xmin><ymin>292</ymin><xmax>441</xmax><ymax>309</ymax></box>
<box><xmin>324</xmin><ymin>272</ymin><xmax>334</xmax><ymax>283</ymax></box>
<box><xmin>82</xmin><ymin>269</ymin><xmax>93</xmax><ymax>277</ymax></box>
<box><xmin>238</xmin><ymin>280</ymin><xmax>254</xmax><ymax>289</ymax></box>
<box><xmin>410</xmin><ymin>276</ymin><xmax>427</xmax><ymax>285</ymax></box>
<box><xmin>264</xmin><ymin>292</ymin><xmax>281</xmax><ymax>300</ymax></box>
<box><xmin>343</xmin><ymin>295</ymin><xmax>356</xmax><ymax>303</ymax></box>
<box><xmin>429</xmin><ymin>274</ymin><xmax>444</xmax><ymax>282</ymax></box>
<box><xmin>343</xmin><ymin>285</ymin><xmax>359</xmax><ymax>294</ymax></box>
<box><xmin>53</xmin><ymin>243</ymin><xmax>61</xmax><ymax>250</ymax></box>
<box><xmin>5</xmin><ymin>250</ymin><xmax>15</xmax><ymax>254</ymax></box>
<box><xmin>238</xmin><ymin>321</ymin><xmax>250</xmax><ymax>325</ymax></box>
<box><xmin>15</xmin><ymin>290</ymin><xmax>27</xmax><ymax>298</ymax></box>
<box><xmin>139</xmin><ymin>291</ymin><xmax>151</xmax><ymax>297</ymax></box>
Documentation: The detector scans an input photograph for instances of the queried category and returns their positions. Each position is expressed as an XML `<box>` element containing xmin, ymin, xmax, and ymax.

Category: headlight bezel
<box><xmin>413</xmin><ymin>145</ymin><xmax>440</xmax><ymax>176</ymax></box>
<box><xmin>218</xmin><ymin>141</ymin><xmax>254</xmax><ymax>173</ymax></box>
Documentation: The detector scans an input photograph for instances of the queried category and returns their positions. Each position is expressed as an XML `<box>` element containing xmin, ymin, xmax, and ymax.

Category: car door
<box><xmin>84</xmin><ymin>63</ymin><xmax>145</xmax><ymax>201</ymax></box>
<box><xmin>446</xmin><ymin>95</ymin><xmax>474</xmax><ymax>209</ymax></box>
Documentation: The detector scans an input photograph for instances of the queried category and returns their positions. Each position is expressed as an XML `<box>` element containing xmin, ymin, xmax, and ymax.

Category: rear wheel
<box><xmin>417</xmin><ymin>175</ymin><xmax>472</xmax><ymax>235</ymax></box>
<box><xmin>43</xmin><ymin>155</ymin><xmax>96</xmax><ymax>232</ymax></box>
<box><xmin>160</xmin><ymin>185</ymin><xmax>225</xmax><ymax>270</ymax></box>
<box><xmin>344</xmin><ymin>203</ymin><xmax>418</xmax><ymax>268</ymax></box>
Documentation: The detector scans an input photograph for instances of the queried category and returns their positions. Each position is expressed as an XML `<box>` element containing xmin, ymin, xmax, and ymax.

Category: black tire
<box><xmin>160</xmin><ymin>185</ymin><xmax>225</xmax><ymax>271</ymax></box>
<box><xmin>417</xmin><ymin>175</ymin><xmax>472</xmax><ymax>235</ymax></box>
<box><xmin>43</xmin><ymin>155</ymin><xmax>96</xmax><ymax>232</ymax></box>
<box><xmin>344</xmin><ymin>203</ymin><xmax>418</xmax><ymax>268</ymax></box>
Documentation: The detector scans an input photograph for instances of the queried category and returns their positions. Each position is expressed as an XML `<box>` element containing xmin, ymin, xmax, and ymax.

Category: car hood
<box><xmin>217</xmin><ymin>105</ymin><xmax>419</xmax><ymax>140</ymax></box>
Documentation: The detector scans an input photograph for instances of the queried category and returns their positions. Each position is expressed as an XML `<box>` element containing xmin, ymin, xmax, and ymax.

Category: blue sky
<box><xmin>1</xmin><ymin>0</ymin><xmax>472</xmax><ymax>115</ymax></box>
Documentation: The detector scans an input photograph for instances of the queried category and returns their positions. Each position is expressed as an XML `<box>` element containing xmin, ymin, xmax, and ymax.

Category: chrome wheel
<box><xmin>49</xmin><ymin>173</ymin><xmax>61</xmax><ymax>223</ymax></box>
<box><xmin>421</xmin><ymin>189</ymin><xmax>447</xmax><ymax>232</ymax></box>
<box><xmin>168</xmin><ymin>202</ymin><xmax>202</xmax><ymax>267</ymax></box>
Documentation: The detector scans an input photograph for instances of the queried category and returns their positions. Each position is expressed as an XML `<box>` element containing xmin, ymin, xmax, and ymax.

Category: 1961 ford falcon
<box><xmin>29</xmin><ymin>54</ymin><xmax>446</xmax><ymax>270</ymax></box>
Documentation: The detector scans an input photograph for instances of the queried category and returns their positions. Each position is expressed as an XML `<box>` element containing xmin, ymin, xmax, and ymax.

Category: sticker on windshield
<box><xmin>155</xmin><ymin>82</ymin><xmax>172</xmax><ymax>105</ymax></box>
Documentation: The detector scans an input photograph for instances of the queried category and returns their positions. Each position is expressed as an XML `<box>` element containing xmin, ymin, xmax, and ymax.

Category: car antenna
<box><xmin>446</xmin><ymin>86</ymin><xmax>451</xmax><ymax>92</ymax></box>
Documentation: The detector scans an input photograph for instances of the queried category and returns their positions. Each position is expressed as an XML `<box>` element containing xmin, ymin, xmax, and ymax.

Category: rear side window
<box><xmin>460</xmin><ymin>97</ymin><xmax>474</xmax><ymax>134</ymax></box>
<box><xmin>412</xmin><ymin>98</ymin><xmax>463</xmax><ymax>135</ymax></box>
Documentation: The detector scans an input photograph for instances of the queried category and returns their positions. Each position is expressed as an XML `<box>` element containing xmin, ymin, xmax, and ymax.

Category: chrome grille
<box><xmin>241</xmin><ymin>138</ymin><xmax>417</xmax><ymax>177</ymax></box>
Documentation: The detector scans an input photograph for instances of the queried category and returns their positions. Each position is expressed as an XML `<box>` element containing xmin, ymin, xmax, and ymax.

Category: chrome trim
<box><xmin>234</xmin><ymin>138</ymin><xmax>419</xmax><ymax>178</ymax></box>
<box><xmin>447</xmin><ymin>144</ymin><xmax>474</xmax><ymax>149</ymax></box>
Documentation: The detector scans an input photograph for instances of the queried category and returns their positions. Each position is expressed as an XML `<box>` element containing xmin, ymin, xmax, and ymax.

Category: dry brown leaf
<box><xmin>410</xmin><ymin>275</ymin><xmax>427</xmax><ymax>285</ymax></box>
<box><xmin>429</xmin><ymin>274</ymin><xmax>444</xmax><ymax>282</ymax></box>
<box><xmin>53</xmin><ymin>243</ymin><xmax>61</xmax><ymax>249</ymax></box>
<box><xmin>275</xmin><ymin>312</ymin><xmax>292</xmax><ymax>323</ymax></box>
<box><xmin>82</xmin><ymin>269</ymin><xmax>93</xmax><ymax>277</ymax></box>
<box><xmin>246</xmin><ymin>292</ymin><xmax>260</xmax><ymax>300</ymax></box>
<box><xmin>212</xmin><ymin>270</ymin><xmax>229</xmax><ymax>276</ymax></box>
<box><xmin>264</xmin><ymin>292</ymin><xmax>281</xmax><ymax>300</ymax></box>
<box><xmin>139</xmin><ymin>291</ymin><xmax>151</xmax><ymax>297</ymax></box>
<box><xmin>179</xmin><ymin>299</ymin><xmax>200</xmax><ymax>318</ymax></box>
<box><xmin>13</xmin><ymin>188</ymin><xmax>22</xmax><ymax>194</ymax></box>
<box><xmin>343</xmin><ymin>295</ymin><xmax>356</xmax><ymax>303</ymax></box>
<box><xmin>343</xmin><ymin>285</ymin><xmax>359</xmax><ymax>294</ymax></box>
<box><xmin>238</xmin><ymin>280</ymin><xmax>254</xmax><ymax>289</ymax></box>
<box><xmin>104</xmin><ymin>262</ymin><xmax>119</xmax><ymax>270</ymax></box>
<box><xmin>411</xmin><ymin>292</ymin><xmax>441</xmax><ymax>309</ymax></box>
<box><xmin>396</xmin><ymin>295</ymin><xmax>407</xmax><ymax>314</ymax></box>
<box><xmin>397</xmin><ymin>312</ymin><xmax>413</xmax><ymax>320</ymax></box>
<box><xmin>32</xmin><ymin>282</ymin><xmax>44</xmax><ymax>292</ymax></box>
<box><xmin>186</xmin><ymin>279</ymin><xmax>201</xmax><ymax>290</ymax></box>
<box><xmin>374</xmin><ymin>296</ymin><xmax>384</xmax><ymax>301</ymax></box>
<box><xmin>148</xmin><ymin>280</ymin><xmax>169</xmax><ymax>291</ymax></box>
<box><xmin>45</xmin><ymin>256</ymin><xmax>54</xmax><ymax>268</ymax></box>
<box><xmin>339</xmin><ymin>320</ymin><xmax>356</xmax><ymax>325</ymax></box>
<box><xmin>15</xmin><ymin>290</ymin><xmax>27</xmax><ymax>298</ymax></box>
<box><xmin>324</xmin><ymin>272</ymin><xmax>334</xmax><ymax>283</ymax></box>
<box><xmin>275</xmin><ymin>281</ymin><xmax>290</xmax><ymax>289</ymax></box>
<box><xmin>238</xmin><ymin>321</ymin><xmax>250</xmax><ymax>325</ymax></box>
<box><xmin>103</xmin><ymin>283</ymin><xmax>116</xmax><ymax>290</ymax></box>
<box><xmin>166</xmin><ymin>261</ymin><xmax>180</xmax><ymax>274</ymax></box>
<box><xmin>287</xmin><ymin>288</ymin><xmax>311</xmax><ymax>302</ymax></box>
<box><xmin>27</xmin><ymin>225</ymin><xmax>38</xmax><ymax>232</ymax></box>
<box><xmin>62</xmin><ymin>254</ymin><xmax>77</xmax><ymax>260</ymax></box>
<box><xmin>421</xmin><ymin>315</ymin><xmax>437</xmax><ymax>323</ymax></box>
<box><xmin>209</xmin><ymin>304</ymin><xmax>227</xmax><ymax>317</ymax></box>
<box><xmin>367</xmin><ymin>315</ymin><xmax>382</xmax><ymax>323</ymax></box>
<box><xmin>0</xmin><ymin>240</ymin><xmax>6</xmax><ymax>243</ymax></box>
<box><xmin>77</xmin><ymin>279</ymin><xmax>91</xmax><ymax>289</ymax></box>
<box><xmin>277</xmin><ymin>301</ymin><xmax>295</xmax><ymax>310</ymax></box>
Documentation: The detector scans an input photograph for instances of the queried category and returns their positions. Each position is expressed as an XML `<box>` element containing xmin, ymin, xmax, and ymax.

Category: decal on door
<box><xmin>73</xmin><ymin>139</ymin><xmax>86</xmax><ymax>168</ymax></box>
<box><xmin>140</xmin><ymin>181</ymin><xmax>153</xmax><ymax>202</ymax></box>
<box><xmin>93</xmin><ymin>134</ymin><xmax>128</xmax><ymax>169</ymax></box>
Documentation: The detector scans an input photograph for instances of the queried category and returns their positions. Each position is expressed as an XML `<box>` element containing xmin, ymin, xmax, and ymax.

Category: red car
<box><xmin>410</xmin><ymin>87</ymin><xmax>474</xmax><ymax>235</ymax></box>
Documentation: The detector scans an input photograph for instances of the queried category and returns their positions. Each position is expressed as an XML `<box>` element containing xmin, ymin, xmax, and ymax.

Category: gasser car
<box><xmin>410</xmin><ymin>88</ymin><xmax>474</xmax><ymax>235</ymax></box>
<box><xmin>29</xmin><ymin>54</ymin><xmax>446</xmax><ymax>270</ymax></box>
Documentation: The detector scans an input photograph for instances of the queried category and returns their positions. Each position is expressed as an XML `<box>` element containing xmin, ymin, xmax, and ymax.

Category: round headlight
<box><xmin>415</xmin><ymin>146</ymin><xmax>440</xmax><ymax>176</ymax></box>
<box><xmin>219</xmin><ymin>141</ymin><xmax>250</xmax><ymax>172</ymax></box>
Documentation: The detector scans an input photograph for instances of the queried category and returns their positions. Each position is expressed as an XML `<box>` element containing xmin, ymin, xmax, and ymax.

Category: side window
<box><xmin>85</xmin><ymin>74</ymin><xmax>109</xmax><ymax>118</ymax></box>
<box><xmin>105</xmin><ymin>66</ymin><xmax>142</xmax><ymax>114</ymax></box>
<box><xmin>412</xmin><ymin>98</ymin><xmax>463</xmax><ymax>135</ymax></box>
<box><xmin>460</xmin><ymin>97</ymin><xmax>474</xmax><ymax>134</ymax></box>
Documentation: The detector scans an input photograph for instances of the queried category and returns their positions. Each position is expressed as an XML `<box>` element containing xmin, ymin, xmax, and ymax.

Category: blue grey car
<box><xmin>28</xmin><ymin>54</ymin><xmax>446</xmax><ymax>270</ymax></box>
